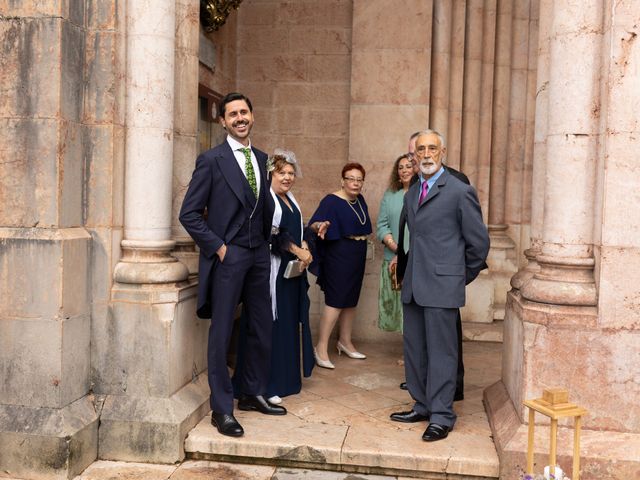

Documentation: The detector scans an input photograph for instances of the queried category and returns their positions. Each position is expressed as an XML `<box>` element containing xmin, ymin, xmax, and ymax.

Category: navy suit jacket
<box><xmin>401</xmin><ymin>169</ymin><xmax>489</xmax><ymax>308</ymax></box>
<box><xmin>179</xmin><ymin>140</ymin><xmax>274</xmax><ymax>318</ymax></box>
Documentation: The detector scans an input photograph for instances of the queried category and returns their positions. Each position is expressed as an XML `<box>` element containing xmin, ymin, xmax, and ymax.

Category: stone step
<box><xmin>462</xmin><ymin>321</ymin><xmax>503</xmax><ymax>343</ymax></box>
<box><xmin>185</xmin><ymin>342</ymin><xmax>501</xmax><ymax>479</ymax></box>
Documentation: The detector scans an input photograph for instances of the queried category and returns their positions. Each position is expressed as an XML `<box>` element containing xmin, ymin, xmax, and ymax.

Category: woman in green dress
<box><xmin>376</xmin><ymin>153</ymin><xmax>414</xmax><ymax>332</ymax></box>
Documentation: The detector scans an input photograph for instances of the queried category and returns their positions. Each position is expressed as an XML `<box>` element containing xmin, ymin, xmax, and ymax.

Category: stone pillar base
<box><xmin>171</xmin><ymin>238</ymin><xmax>199</xmax><ymax>277</ymax></box>
<box><xmin>461</xmin><ymin>272</ymin><xmax>495</xmax><ymax>323</ymax></box>
<box><xmin>0</xmin><ymin>396</ymin><xmax>98</xmax><ymax>480</ymax></box>
<box><xmin>98</xmin><ymin>372</ymin><xmax>210</xmax><ymax>463</ymax></box>
<box><xmin>484</xmin><ymin>381</ymin><xmax>640</xmax><ymax>480</ymax></box>
<box><xmin>510</xmin><ymin>247</ymin><xmax>540</xmax><ymax>290</ymax></box>
<box><xmin>487</xmin><ymin>225</ymin><xmax>518</xmax><ymax>321</ymax></box>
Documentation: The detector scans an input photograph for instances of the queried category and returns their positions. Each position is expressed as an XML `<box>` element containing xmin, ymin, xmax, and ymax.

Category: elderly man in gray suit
<box><xmin>390</xmin><ymin>130</ymin><xmax>489</xmax><ymax>442</ymax></box>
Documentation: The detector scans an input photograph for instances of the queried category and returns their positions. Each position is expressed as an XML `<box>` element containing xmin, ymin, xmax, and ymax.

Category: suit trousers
<box><xmin>208</xmin><ymin>243</ymin><xmax>273</xmax><ymax>414</ymax></box>
<box><xmin>403</xmin><ymin>302</ymin><xmax>458</xmax><ymax>427</ymax></box>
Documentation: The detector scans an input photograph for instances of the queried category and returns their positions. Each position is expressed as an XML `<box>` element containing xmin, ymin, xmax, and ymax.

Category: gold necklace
<box><xmin>345</xmin><ymin>197</ymin><xmax>366</xmax><ymax>225</ymax></box>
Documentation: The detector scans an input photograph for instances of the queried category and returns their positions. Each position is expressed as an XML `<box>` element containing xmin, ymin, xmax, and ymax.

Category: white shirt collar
<box><xmin>226</xmin><ymin>135</ymin><xmax>251</xmax><ymax>152</ymax></box>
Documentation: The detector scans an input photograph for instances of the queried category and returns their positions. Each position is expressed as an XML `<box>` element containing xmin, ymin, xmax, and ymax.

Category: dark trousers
<box><xmin>207</xmin><ymin>243</ymin><xmax>273</xmax><ymax>414</ymax></box>
<box><xmin>456</xmin><ymin>309</ymin><xmax>464</xmax><ymax>395</ymax></box>
<box><xmin>403</xmin><ymin>303</ymin><xmax>458</xmax><ymax>427</ymax></box>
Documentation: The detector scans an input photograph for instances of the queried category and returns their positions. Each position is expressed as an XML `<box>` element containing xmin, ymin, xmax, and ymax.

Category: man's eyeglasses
<box><xmin>415</xmin><ymin>145</ymin><xmax>440</xmax><ymax>153</ymax></box>
<box><xmin>343</xmin><ymin>176</ymin><xmax>364</xmax><ymax>184</ymax></box>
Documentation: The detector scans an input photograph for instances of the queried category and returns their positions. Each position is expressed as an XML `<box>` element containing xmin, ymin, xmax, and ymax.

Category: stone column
<box><xmin>504</xmin><ymin>0</ymin><xmax>532</xmax><ymax>258</ymax></box>
<box><xmin>484</xmin><ymin>0</ymin><xmax>517</xmax><ymax>322</ymax></box>
<box><xmin>113</xmin><ymin>0</ymin><xmax>188</xmax><ymax>284</ymax></box>
<box><xmin>511</xmin><ymin>0</ymin><xmax>548</xmax><ymax>291</ymax></box>
<box><xmin>475</xmin><ymin>0</ymin><xmax>497</xmax><ymax>217</ymax></box>
<box><xmin>172</xmin><ymin>0</ymin><xmax>200</xmax><ymax>277</ymax></box>
<box><xmin>458</xmin><ymin>0</ymin><xmax>498</xmax><ymax>327</ymax></box>
<box><xmin>429</xmin><ymin>0</ymin><xmax>453</xmax><ymax>134</ymax></box>
<box><xmin>486</xmin><ymin>3</ymin><xmax>640</xmax><ymax>478</ymax></box>
<box><xmin>460</xmin><ymin>0</ymin><xmax>484</xmax><ymax>185</ymax></box>
<box><xmin>445</xmin><ymin>0</ymin><xmax>467</xmax><ymax>170</ymax></box>
<box><xmin>99</xmin><ymin>0</ymin><xmax>209</xmax><ymax>463</ymax></box>
<box><xmin>520</xmin><ymin>0</ymin><xmax>600</xmax><ymax>306</ymax></box>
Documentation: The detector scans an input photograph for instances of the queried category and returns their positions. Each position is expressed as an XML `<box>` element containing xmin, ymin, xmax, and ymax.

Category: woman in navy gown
<box><xmin>307</xmin><ymin>162</ymin><xmax>372</xmax><ymax>369</ymax></box>
<box><xmin>233</xmin><ymin>150</ymin><xmax>314</xmax><ymax>404</ymax></box>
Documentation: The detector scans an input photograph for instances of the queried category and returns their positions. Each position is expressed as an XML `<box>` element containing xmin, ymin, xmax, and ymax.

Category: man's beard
<box><xmin>419</xmin><ymin>160</ymin><xmax>439</xmax><ymax>176</ymax></box>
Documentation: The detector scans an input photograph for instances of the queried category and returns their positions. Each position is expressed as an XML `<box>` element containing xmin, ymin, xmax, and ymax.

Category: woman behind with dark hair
<box><xmin>233</xmin><ymin>149</ymin><xmax>314</xmax><ymax>404</ymax></box>
<box><xmin>307</xmin><ymin>162</ymin><xmax>372</xmax><ymax>369</ymax></box>
<box><xmin>376</xmin><ymin>153</ymin><xmax>414</xmax><ymax>333</ymax></box>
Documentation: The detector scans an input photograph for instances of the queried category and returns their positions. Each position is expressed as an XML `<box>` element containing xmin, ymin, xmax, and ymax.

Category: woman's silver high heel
<box><xmin>314</xmin><ymin>348</ymin><xmax>335</xmax><ymax>369</ymax></box>
<box><xmin>336</xmin><ymin>341</ymin><xmax>367</xmax><ymax>359</ymax></box>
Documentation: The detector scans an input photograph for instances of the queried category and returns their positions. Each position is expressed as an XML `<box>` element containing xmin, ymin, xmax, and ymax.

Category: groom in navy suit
<box><xmin>180</xmin><ymin>92</ymin><xmax>286</xmax><ymax>437</ymax></box>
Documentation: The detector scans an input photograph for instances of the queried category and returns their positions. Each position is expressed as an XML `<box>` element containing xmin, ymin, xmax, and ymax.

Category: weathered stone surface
<box><xmin>0</xmin><ymin>396</ymin><xmax>97</xmax><ymax>480</ymax></box>
<box><xmin>60</xmin><ymin>20</ymin><xmax>85</xmax><ymax>123</ymax></box>
<box><xmin>86</xmin><ymin>0</ymin><xmax>118</xmax><ymax>31</ymax></box>
<box><xmin>0</xmin><ymin>118</ymin><xmax>57</xmax><ymax>226</ymax></box>
<box><xmin>59</xmin><ymin>120</ymin><xmax>84</xmax><ymax>227</ymax></box>
<box><xmin>83</xmin><ymin>124</ymin><xmax>125</xmax><ymax>227</ymax></box>
<box><xmin>84</xmin><ymin>30</ymin><xmax>119</xmax><ymax>124</ymax></box>
<box><xmin>0</xmin><ymin>227</ymin><xmax>90</xmax><ymax>320</ymax></box>
<box><xmin>0</xmin><ymin>316</ymin><xmax>91</xmax><ymax>409</ymax></box>
<box><xmin>461</xmin><ymin>273</ymin><xmax>495</xmax><ymax>324</ymax></box>
<box><xmin>98</xmin><ymin>372</ymin><xmax>210</xmax><ymax>463</ymax></box>
<box><xmin>98</xmin><ymin>281</ymin><xmax>205</xmax><ymax>397</ymax></box>
<box><xmin>0</xmin><ymin>16</ymin><xmax>61</xmax><ymax>118</ymax></box>
<box><xmin>485</xmin><ymin>380</ymin><xmax>640</xmax><ymax>480</ymax></box>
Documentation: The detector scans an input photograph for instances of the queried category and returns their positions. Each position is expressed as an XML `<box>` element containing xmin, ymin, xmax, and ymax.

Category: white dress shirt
<box><xmin>226</xmin><ymin>135</ymin><xmax>261</xmax><ymax>195</ymax></box>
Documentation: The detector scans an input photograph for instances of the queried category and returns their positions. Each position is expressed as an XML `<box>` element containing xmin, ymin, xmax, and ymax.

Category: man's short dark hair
<box><xmin>218</xmin><ymin>92</ymin><xmax>253</xmax><ymax>118</ymax></box>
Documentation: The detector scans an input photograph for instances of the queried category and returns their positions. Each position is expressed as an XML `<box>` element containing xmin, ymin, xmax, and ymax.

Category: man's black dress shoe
<box><xmin>238</xmin><ymin>395</ymin><xmax>287</xmax><ymax>415</ymax></box>
<box><xmin>399</xmin><ymin>382</ymin><xmax>408</xmax><ymax>390</ymax></box>
<box><xmin>390</xmin><ymin>410</ymin><xmax>429</xmax><ymax>423</ymax></box>
<box><xmin>422</xmin><ymin>423</ymin><xmax>451</xmax><ymax>442</ymax></box>
<box><xmin>211</xmin><ymin>412</ymin><xmax>244</xmax><ymax>437</ymax></box>
<box><xmin>454</xmin><ymin>391</ymin><xmax>464</xmax><ymax>401</ymax></box>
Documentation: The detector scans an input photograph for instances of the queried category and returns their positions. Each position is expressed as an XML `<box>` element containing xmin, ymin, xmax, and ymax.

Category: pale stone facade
<box><xmin>1</xmin><ymin>1</ymin><xmax>638</xmax><ymax>479</ymax></box>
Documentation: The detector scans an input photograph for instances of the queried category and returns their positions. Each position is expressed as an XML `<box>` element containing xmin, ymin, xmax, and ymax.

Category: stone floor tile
<box><xmin>280</xmin><ymin>389</ymin><xmax>323</xmax><ymax>405</ymax></box>
<box><xmin>170</xmin><ymin>460</ymin><xmax>275</xmax><ymax>480</ymax></box>
<box><xmin>74</xmin><ymin>461</ymin><xmax>177</xmax><ymax>480</ymax></box>
<box><xmin>273</xmin><ymin>468</ymin><xmax>395</xmax><ymax>479</ymax></box>
<box><xmin>287</xmin><ymin>398</ymin><xmax>362</xmax><ymax>423</ymax></box>
<box><xmin>185</xmin><ymin>411</ymin><xmax>347</xmax><ymax>465</ymax></box>
<box><xmin>302</xmin><ymin>376</ymin><xmax>367</xmax><ymax>398</ymax></box>
<box><xmin>369</xmin><ymin>384</ymin><xmax>412</xmax><ymax>403</ymax></box>
<box><xmin>341</xmin><ymin>371</ymin><xmax>401</xmax><ymax>391</ymax></box>
<box><xmin>330</xmin><ymin>390</ymin><xmax>403</xmax><ymax>413</ymax></box>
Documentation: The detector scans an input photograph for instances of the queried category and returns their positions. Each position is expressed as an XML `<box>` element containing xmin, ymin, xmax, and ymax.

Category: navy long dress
<box><xmin>232</xmin><ymin>195</ymin><xmax>314</xmax><ymax>399</ymax></box>
<box><xmin>308</xmin><ymin>194</ymin><xmax>372</xmax><ymax>308</ymax></box>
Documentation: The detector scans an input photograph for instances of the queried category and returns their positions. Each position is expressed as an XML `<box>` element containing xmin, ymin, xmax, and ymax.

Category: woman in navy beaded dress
<box><xmin>307</xmin><ymin>162</ymin><xmax>372</xmax><ymax>369</ymax></box>
<box><xmin>233</xmin><ymin>150</ymin><xmax>314</xmax><ymax>405</ymax></box>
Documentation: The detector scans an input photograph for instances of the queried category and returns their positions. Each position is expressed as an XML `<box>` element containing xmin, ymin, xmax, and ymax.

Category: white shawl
<box><xmin>270</xmin><ymin>188</ymin><xmax>304</xmax><ymax>320</ymax></box>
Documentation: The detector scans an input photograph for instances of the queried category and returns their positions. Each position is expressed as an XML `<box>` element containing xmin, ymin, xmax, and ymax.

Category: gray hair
<box><xmin>415</xmin><ymin>129</ymin><xmax>446</xmax><ymax>148</ymax></box>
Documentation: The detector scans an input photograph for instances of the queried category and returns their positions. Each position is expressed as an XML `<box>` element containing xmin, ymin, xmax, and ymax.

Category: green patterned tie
<box><xmin>240</xmin><ymin>147</ymin><xmax>257</xmax><ymax>197</ymax></box>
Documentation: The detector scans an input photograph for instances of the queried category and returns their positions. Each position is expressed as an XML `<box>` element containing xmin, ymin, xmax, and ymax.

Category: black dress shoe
<box><xmin>390</xmin><ymin>410</ymin><xmax>429</xmax><ymax>423</ymax></box>
<box><xmin>399</xmin><ymin>382</ymin><xmax>408</xmax><ymax>390</ymax></box>
<box><xmin>454</xmin><ymin>391</ymin><xmax>464</xmax><ymax>401</ymax></box>
<box><xmin>238</xmin><ymin>395</ymin><xmax>287</xmax><ymax>415</ymax></box>
<box><xmin>422</xmin><ymin>423</ymin><xmax>451</xmax><ymax>442</ymax></box>
<box><xmin>211</xmin><ymin>412</ymin><xmax>244</xmax><ymax>437</ymax></box>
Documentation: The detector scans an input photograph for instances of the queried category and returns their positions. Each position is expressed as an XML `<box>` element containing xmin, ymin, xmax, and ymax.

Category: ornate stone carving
<box><xmin>200</xmin><ymin>0</ymin><xmax>243</xmax><ymax>32</ymax></box>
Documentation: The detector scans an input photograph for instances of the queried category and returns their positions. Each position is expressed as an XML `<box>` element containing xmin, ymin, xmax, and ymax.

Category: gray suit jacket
<box><xmin>401</xmin><ymin>169</ymin><xmax>489</xmax><ymax>308</ymax></box>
